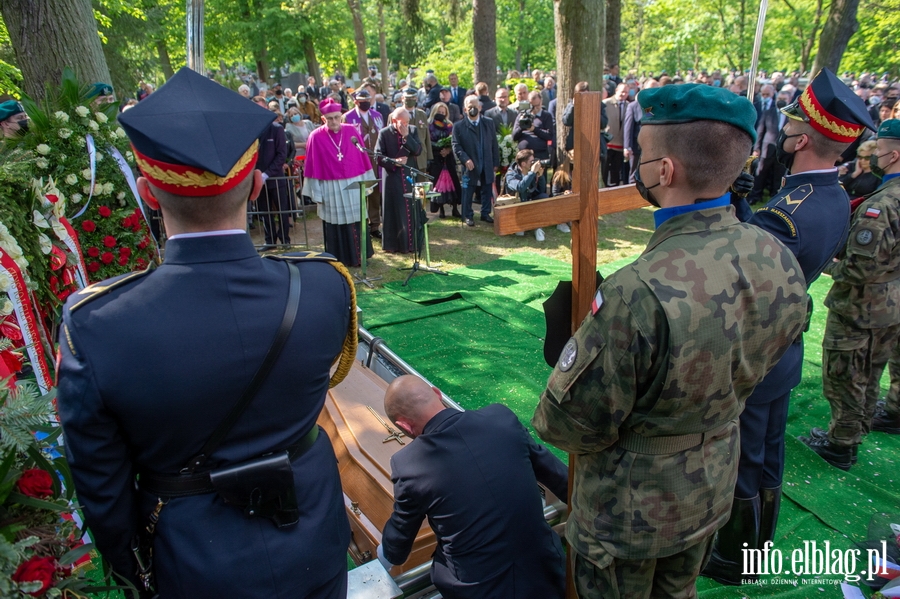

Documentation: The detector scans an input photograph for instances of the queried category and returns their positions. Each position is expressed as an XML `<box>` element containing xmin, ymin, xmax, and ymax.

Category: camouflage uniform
<box><xmin>822</xmin><ymin>175</ymin><xmax>900</xmax><ymax>446</ymax></box>
<box><xmin>533</xmin><ymin>205</ymin><xmax>808</xmax><ymax>598</ymax></box>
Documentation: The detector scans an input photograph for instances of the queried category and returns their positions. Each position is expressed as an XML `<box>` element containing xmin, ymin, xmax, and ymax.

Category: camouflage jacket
<box><xmin>825</xmin><ymin>176</ymin><xmax>900</xmax><ymax>328</ymax></box>
<box><xmin>532</xmin><ymin>206</ymin><xmax>807</xmax><ymax>563</ymax></box>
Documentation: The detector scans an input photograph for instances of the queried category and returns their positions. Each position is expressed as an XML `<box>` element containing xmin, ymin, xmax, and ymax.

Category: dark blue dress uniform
<box><xmin>738</xmin><ymin>170</ymin><xmax>850</xmax><ymax>497</ymax></box>
<box><xmin>56</xmin><ymin>68</ymin><xmax>354</xmax><ymax>598</ymax></box>
<box><xmin>704</xmin><ymin>67</ymin><xmax>875</xmax><ymax>587</ymax></box>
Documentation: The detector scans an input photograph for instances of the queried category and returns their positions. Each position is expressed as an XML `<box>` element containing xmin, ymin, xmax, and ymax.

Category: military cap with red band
<box><xmin>781</xmin><ymin>68</ymin><xmax>876</xmax><ymax>143</ymax></box>
<box><xmin>118</xmin><ymin>67</ymin><xmax>275</xmax><ymax>197</ymax></box>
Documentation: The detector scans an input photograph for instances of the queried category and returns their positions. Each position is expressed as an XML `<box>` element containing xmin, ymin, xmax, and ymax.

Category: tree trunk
<box><xmin>605</xmin><ymin>0</ymin><xmax>621</xmax><ymax>70</ymax></box>
<box><xmin>255</xmin><ymin>51</ymin><xmax>268</xmax><ymax>84</ymax></box>
<box><xmin>156</xmin><ymin>40</ymin><xmax>175</xmax><ymax>80</ymax></box>
<box><xmin>378</xmin><ymin>0</ymin><xmax>389</xmax><ymax>94</ymax></box>
<box><xmin>0</xmin><ymin>0</ymin><xmax>111</xmax><ymax>102</ymax></box>
<box><xmin>812</xmin><ymin>0</ymin><xmax>859</xmax><ymax>74</ymax></box>
<box><xmin>347</xmin><ymin>0</ymin><xmax>368</xmax><ymax>80</ymax></box>
<box><xmin>554</xmin><ymin>0</ymin><xmax>604</xmax><ymax>163</ymax></box>
<box><xmin>633</xmin><ymin>3</ymin><xmax>643</xmax><ymax>71</ymax></box>
<box><xmin>300</xmin><ymin>32</ymin><xmax>321</xmax><ymax>89</ymax></box>
<box><xmin>515</xmin><ymin>0</ymin><xmax>525</xmax><ymax>72</ymax></box>
<box><xmin>472</xmin><ymin>0</ymin><xmax>497</xmax><ymax>89</ymax></box>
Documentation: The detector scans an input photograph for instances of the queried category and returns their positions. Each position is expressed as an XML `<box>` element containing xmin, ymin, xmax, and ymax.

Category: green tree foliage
<box><xmin>841</xmin><ymin>0</ymin><xmax>900</xmax><ymax>77</ymax></box>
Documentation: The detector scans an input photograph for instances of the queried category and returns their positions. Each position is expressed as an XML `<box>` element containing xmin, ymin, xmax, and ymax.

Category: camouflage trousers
<box><xmin>822</xmin><ymin>310</ymin><xmax>900</xmax><ymax>446</ymax></box>
<box><xmin>885</xmin><ymin>340</ymin><xmax>900</xmax><ymax>415</ymax></box>
<box><xmin>573</xmin><ymin>536</ymin><xmax>714</xmax><ymax>599</ymax></box>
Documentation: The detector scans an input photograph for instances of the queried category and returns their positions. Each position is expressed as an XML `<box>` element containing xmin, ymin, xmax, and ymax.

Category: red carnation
<box><xmin>12</xmin><ymin>555</ymin><xmax>56</xmax><ymax>596</ymax></box>
<box><xmin>132</xmin><ymin>221</ymin><xmax>142</xmax><ymax>233</ymax></box>
<box><xmin>87</xmin><ymin>262</ymin><xmax>100</xmax><ymax>273</ymax></box>
<box><xmin>103</xmin><ymin>236</ymin><xmax>116</xmax><ymax>248</ymax></box>
<box><xmin>119</xmin><ymin>247</ymin><xmax>132</xmax><ymax>258</ymax></box>
<box><xmin>136</xmin><ymin>258</ymin><xmax>148</xmax><ymax>269</ymax></box>
<box><xmin>16</xmin><ymin>468</ymin><xmax>53</xmax><ymax>499</ymax></box>
<box><xmin>121</xmin><ymin>216</ymin><xmax>133</xmax><ymax>228</ymax></box>
<box><xmin>118</xmin><ymin>256</ymin><xmax>129</xmax><ymax>266</ymax></box>
<box><xmin>100</xmin><ymin>252</ymin><xmax>114</xmax><ymax>265</ymax></box>
<box><xmin>87</xmin><ymin>247</ymin><xmax>100</xmax><ymax>258</ymax></box>
<box><xmin>137</xmin><ymin>239</ymin><xmax>148</xmax><ymax>249</ymax></box>
<box><xmin>81</xmin><ymin>220</ymin><xmax>96</xmax><ymax>233</ymax></box>
<box><xmin>98</xmin><ymin>206</ymin><xmax>112</xmax><ymax>218</ymax></box>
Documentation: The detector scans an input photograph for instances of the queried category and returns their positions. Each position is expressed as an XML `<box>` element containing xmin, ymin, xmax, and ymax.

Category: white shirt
<box><xmin>167</xmin><ymin>229</ymin><xmax>247</xmax><ymax>241</ymax></box>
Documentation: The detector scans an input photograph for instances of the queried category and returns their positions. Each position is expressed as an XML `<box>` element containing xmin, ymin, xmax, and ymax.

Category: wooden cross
<box><xmin>492</xmin><ymin>92</ymin><xmax>646</xmax><ymax>599</ymax></box>
<box><xmin>493</xmin><ymin>92</ymin><xmax>646</xmax><ymax>330</ymax></box>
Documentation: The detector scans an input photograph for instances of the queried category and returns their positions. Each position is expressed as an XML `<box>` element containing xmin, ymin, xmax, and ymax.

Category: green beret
<box><xmin>0</xmin><ymin>100</ymin><xmax>23</xmax><ymax>122</ymax></box>
<box><xmin>638</xmin><ymin>84</ymin><xmax>758</xmax><ymax>144</ymax></box>
<box><xmin>88</xmin><ymin>82</ymin><xmax>113</xmax><ymax>98</ymax></box>
<box><xmin>877</xmin><ymin>119</ymin><xmax>900</xmax><ymax>140</ymax></box>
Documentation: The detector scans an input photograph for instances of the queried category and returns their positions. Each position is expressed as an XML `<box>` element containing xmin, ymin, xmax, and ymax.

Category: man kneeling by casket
<box><xmin>377</xmin><ymin>375</ymin><xmax>568</xmax><ymax>598</ymax></box>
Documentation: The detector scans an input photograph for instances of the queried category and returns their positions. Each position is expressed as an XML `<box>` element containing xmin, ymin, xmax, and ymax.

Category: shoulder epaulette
<box><xmin>69</xmin><ymin>266</ymin><xmax>155</xmax><ymax>313</ymax></box>
<box><xmin>263</xmin><ymin>251</ymin><xmax>337</xmax><ymax>263</ymax></box>
<box><xmin>774</xmin><ymin>183</ymin><xmax>814</xmax><ymax>214</ymax></box>
<box><xmin>757</xmin><ymin>206</ymin><xmax>798</xmax><ymax>238</ymax></box>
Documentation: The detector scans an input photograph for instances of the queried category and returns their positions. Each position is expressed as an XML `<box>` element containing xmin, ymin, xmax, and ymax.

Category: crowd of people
<box><xmin>5</xmin><ymin>56</ymin><xmax>892</xmax><ymax>599</ymax></box>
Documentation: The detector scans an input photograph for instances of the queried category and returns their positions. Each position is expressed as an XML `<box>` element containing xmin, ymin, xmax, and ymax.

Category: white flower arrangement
<box><xmin>0</xmin><ymin>221</ymin><xmax>29</xmax><ymax>272</ymax></box>
<box><xmin>65</xmin><ymin>174</ymin><xmax>78</xmax><ymax>185</ymax></box>
<box><xmin>94</xmin><ymin>112</ymin><xmax>108</xmax><ymax>124</ymax></box>
<box><xmin>32</xmin><ymin>211</ymin><xmax>49</xmax><ymax>229</ymax></box>
<box><xmin>35</xmin><ymin>144</ymin><xmax>51</xmax><ymax>156</ymax></box>
<box><xmin>75</xmin><ymin>106</ymin><xmax>90</xmax><ymax>117</ymax></box>
<box><xmin>498</xmin><ymin>134</ymin><xmax>516</xmax><ymax>167</ymax></box>
<box><xmin>71</xmin><ymin>193</ymin><xmax>83</xmax><ymax>203</ymax></box>
<box><xmin>58</xmin><ymin>128</ymin><xmax>72</xmax><ymax>139</ymax></box>
<box><xmin>0</xmin><ymin>298</ymin><xmax>12</xmax><ymax>317</ymax></box>
<box><xmin>102</xmin><ymin>182</ymin><xmax>114</xmax><ymax>195</ymax></box>
<box><xmin>35</xmin><ymin>158</ymin><xmax>49</xmax><ymax>169</ymax></box>
<box><xmin>82</xmin><ymin>185</ymin><xmax>92</xmax><ymax>195</ymax></box>
<box><xmin>81</xmin><ymin>168</ymin><xmax>92</xmax><ymax>180</ymax></box>
<box><xmin>37</xmin><ymin>233</ymin><xmax>52</xmax><ymax>255</ymax></box>
<box><xmin>116</xmin><ymin>192</ymin><xmax>126</xmax><ymax>200</ymax></box>
<box><xmin>54</xmin><ymin>111</ymin><xmax>69</xmax><ymax>123</ymax></box>
<box><xmin>125</xmin><ymin>151</ymin><xmax>134</xmax><ymax>162</ymax></box>
<box><xmin>88</xmin><ymin>120</ymin><xmax>100</xmax><ymax>131</ymax></box>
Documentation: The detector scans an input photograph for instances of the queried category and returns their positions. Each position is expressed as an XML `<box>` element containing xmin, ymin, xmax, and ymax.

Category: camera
<box><xmin>518</xmin><ymin>114</ymin><xmax>534</xmax><ymax>128</ymax></box>
<box><xmin>539</xmin><ymin>159</ymin><xmax>552</xmax><ymax>168</ymax></box>
<box><xmin>516</xmin><ymin>100</ymin><xmax>531</xmax><ymax>112</ymax></box>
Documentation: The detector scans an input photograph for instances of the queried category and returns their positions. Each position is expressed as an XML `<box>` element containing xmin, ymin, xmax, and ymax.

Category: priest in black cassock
<box><xmin>376</xmin><ymin>108</ymin><xmax>424</xmax><ymax>254</ymax></box>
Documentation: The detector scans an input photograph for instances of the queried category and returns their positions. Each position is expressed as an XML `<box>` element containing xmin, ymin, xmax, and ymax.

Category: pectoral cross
<box><xmin>337</xmin><ymin>151</ymin><xmax>344</xmax><ymax>161</ymax></box>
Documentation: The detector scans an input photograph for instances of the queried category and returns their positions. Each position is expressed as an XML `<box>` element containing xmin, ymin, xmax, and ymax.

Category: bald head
<box><xmin>384</xmin><ymin>375</ymin><xmax>446</xmax><ymax>438</ymax></box>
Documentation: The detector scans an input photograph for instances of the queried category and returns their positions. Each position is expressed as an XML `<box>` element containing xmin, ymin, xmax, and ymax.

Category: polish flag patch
<box><xmin>865</xmin><ymin>207</ymin><xmax>882</xmax><ymax>218</ymax></box>
<box><xmin>591</xmin><ymin>288</ymin><xmax>604</xmax><ymax>315</ymax></box>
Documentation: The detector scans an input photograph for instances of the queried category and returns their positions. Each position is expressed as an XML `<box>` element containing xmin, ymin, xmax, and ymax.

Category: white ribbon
<box><xmin>71</xmin><ymin>135</ymin><xmax>97</xmax><ymax>219</ymax></box>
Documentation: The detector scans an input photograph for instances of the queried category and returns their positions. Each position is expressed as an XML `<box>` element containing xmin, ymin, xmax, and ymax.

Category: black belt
<box><xmin>138</xmin><ymin>427</ymin><xmax>319</xmax><ymax>498</ymax></box>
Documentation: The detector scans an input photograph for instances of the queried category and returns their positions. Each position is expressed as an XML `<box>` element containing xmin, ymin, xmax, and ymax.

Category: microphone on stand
<box><xmin>351</xmin><ymin>136</ymin><xmax>366</xmax><ymax>153</ymax></box>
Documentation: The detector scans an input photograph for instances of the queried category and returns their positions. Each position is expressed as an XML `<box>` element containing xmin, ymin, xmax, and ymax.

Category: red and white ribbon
<box><xmin>0</xmin><ymin>249</ymin><xmax>52</xmax><ymax>393</ymax></box>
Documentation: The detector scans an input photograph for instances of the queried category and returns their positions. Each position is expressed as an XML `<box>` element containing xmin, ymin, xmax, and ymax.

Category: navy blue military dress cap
<box><xmin>118</xmin><ymin>67</ymin><xmax>275</xmax><ymax>197</ymax></box>
<box><xmin>353</xmin><ymin>89</ymin><xmax>371</xmax><ymax>100</ymax></box>
<box><xmin>0</xmin><ymin>100</ymin><xmax>23</xmax><ymax>122</ymax></box>
<box><xmin>782</xmin><ymin>68</ymin><xmax>875</xmax><ymax>142</ymax></box>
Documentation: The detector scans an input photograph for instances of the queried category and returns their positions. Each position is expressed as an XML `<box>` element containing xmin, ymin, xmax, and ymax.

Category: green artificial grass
<box><xmin>356</xmin><ymin>251</ymin><xmax>899</xmax><ymax>598</ymax></box>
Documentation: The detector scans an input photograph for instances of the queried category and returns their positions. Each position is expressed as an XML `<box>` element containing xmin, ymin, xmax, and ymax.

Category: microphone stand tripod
<box><xmin>361</xmin><ymin>145</ymin><xmax>449</xmax><ymax>286</ymax></box>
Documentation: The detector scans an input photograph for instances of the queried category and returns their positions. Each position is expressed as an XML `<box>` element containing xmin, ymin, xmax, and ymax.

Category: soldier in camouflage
<box><xmin>532</xmin><ymin>84</ymin><xmax>809</xmax><ymax>598</ymax></box>
<box><xmin>800</xmin><ymin>119</ymin><xmax>900</xmax><ymax>468</ymax></box>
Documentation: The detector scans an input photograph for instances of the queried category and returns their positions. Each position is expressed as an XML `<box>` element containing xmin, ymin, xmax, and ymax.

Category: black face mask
<box><xmin>16</xmin><ymin>119</ymin><xmax>28</xmax><ymax>135</ymax></box>
<box><xmin>775</xmin><ymin>129</ymin><xmax>803</xmax><ymax>172</ymax></box>
<box><xmin>870</xmin><ymin>152</ymin><xmax>895</xmax><ymax>179</ymax></box>
<box><xmin>275</xmin><ymin>89</ymin><xmax>283</xmax><ymax>96</ymax></box>
<box><xmin>634</xmin><ymin>157</ymin><xmax>663</xmax><ymax>207</ymax></box>
<box><xmin>467</xmin><ymin>107</ymin><xmax>479</xmax><ymax>118</ymax></box>
<box><xmin>358</xmin><ymin>101</ymin><xmax>371</xmax><ymax>111</ymax></box>
<box><xmin>776</xmin><ymin>99</ymin><xmax>787</xmax><ymax>109</ymax></box>
<box><xmin>434</xmin><ymin>113</ymin><xmax>446</xmax><ymax>122</ymax></box>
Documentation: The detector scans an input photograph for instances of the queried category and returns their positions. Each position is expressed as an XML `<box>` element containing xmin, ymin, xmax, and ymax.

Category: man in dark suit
<box><xmin>252</xmin><ymin>96</ymin><xmax>291</xmax><ymax>246</ymax></box>
<box><xmin>379</xmin><ymin>376</ymin><xmax>567</xmax><ymax>599</ymax></box>
<box><xmin>439</xmin><ymin>87</ymin><xmax>462</xmax><ymax>123</ymax></box>
<box><xmin>423</xmin><ymin>74</ymin><xmax>443</xmax><ymax>111</ymax></box>
<box><xmin>485</xmin><ymin>87</ymin><xmax>517</xmax><ymax>129</ymax></box>
<box><xmin>623</xmin><ymin>79</ymin><xmax>660</xmax><ymax>183</ymax></box>
<box><xmin>447</xmin><ymin>72</ymin><xmax>466</xmax><ymax>113</ymax></box>
<box><xmin>747</xmin><ymin>84</ymin><xmax>782</xmax><ymax>205</ymax></box>
<box><xmin>452</xmin><ymin>95</ymin><xmax>500</xmax><ymax>226</ymax></box>
<box><xmin>57</xmin><ymin>67</ymin><xmax>353</xmax><ymax>598</ymax></box>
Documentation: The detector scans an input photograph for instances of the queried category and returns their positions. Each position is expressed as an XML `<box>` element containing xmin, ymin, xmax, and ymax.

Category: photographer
<box><xmin>513</xmin><ymin>111</ymin><xmax>552</xmax><ymax>162</ymax></box>
<box><xmin>506</xmin><ymin>149</ymin><xmax>548</xmax><ymax>241</ymax></box>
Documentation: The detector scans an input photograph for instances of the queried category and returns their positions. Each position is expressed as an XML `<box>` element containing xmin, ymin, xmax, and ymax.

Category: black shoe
<box><xmin>465</xmin><ymin>218</ymin><xmax>475</xmax><ymax>227</ymax></box>
<box><xmin>370</xmin><ymin>229</ymin><xmax>382</xmax><ymax>239</ymax></box>
<box><xmin>872</xmin><ymin>407</ymin><xmax>900</xmax><ymax>434</ymax></box>
<box><xmin>481</xmin><ymin>215</ymin><xmax>494</xmax><ymax>224</ymax></box>
<box><xmin>808</xmin><ymin>427</ymin><xmax>858</xmax><ymax>464</ymax></box>
<box><xmin>452</xmin><ymin>207</ymin><xmax>461</xmax><ymax>218</ymax></box>
<box><xmin>439</xmin><ymin>207</ymin><xmax>446</xmax><ymax>218</ymax></box>
<box><xmin>701</xmin><ymin>495</ymin><xmax>761</xmax><ymax>586</ymax></box>
<box><xmin>798</xmin><ymin>433</ymin><xmax>854</xmax><ymax>471</ymax></box>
